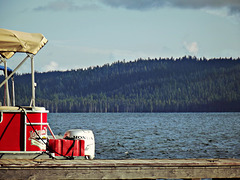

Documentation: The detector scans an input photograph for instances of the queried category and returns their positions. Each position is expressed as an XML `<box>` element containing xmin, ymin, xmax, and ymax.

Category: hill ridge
<box><xmin>1</xmin><ymin>56</ymin><xmax>240</xmax><ymax>112</ymax></box>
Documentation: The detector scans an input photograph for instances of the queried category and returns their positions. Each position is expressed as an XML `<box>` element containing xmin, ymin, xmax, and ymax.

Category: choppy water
<box><xmin>48</xmin><ymin>112</ymin><xmax>240</xmax><ymax>159</ymax></box>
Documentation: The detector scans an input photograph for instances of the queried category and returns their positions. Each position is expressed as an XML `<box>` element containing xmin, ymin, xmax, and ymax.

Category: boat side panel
<box><xmin>0</xmin><ymin>112</ymin><xmax>24</xmax><ymax>151</ymax></box>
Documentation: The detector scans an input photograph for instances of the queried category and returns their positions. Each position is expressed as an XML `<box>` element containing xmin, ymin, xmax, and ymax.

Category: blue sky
<box><xmin>1</xmin><ymin>0</ymin><xmax>240</xmax><ymax>72</ymax></box>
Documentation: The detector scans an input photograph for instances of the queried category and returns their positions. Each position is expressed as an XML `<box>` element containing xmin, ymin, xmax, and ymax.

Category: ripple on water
<box><xmin>48</xmin><ymin>112</ymin><xmax>240</xmax><ymax>159</ymax></box>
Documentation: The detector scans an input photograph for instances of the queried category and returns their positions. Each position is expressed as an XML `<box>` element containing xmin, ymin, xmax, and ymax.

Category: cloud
<box><xmin>34</xmin><ymin>0</ymin><xmax>100</xmax><ymax>12</ymax></box>
<box><xmin>101</xmin><ymin>0</ymin><xmax>166</xmax><ymax>10</ymax></box>
<box><xmin>183</xmin><ymin>42</ymin><xmax>199</xmax><ymax>55</ymax></box>
<box><xmin>101</xmin><ymin>0</ymin><xmax>240</xmax><ymax>15</ymax></box>
<box><xmin>43</xmin><ymin>61</ymin><xmax>59</xmax><ymax>72</ymax></box>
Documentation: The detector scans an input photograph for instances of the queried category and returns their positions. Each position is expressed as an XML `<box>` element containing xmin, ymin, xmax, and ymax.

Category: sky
<box><xmin>1</xmin><ymin>0</ymin><xmax>240</xmax><ymax>73</ymax></box>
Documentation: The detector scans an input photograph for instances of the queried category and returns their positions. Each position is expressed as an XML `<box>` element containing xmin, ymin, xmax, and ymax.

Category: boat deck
<box><xmin>1</xmin><ymin>158</ymin><xmax>240</xmax><ymax>179</ymax></box>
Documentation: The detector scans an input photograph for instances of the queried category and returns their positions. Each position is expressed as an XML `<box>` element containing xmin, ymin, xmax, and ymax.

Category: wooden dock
<box><xmin>1</xmin><ymin>158</ymin><xmax>240</xmax><ymax>179</ymax></box>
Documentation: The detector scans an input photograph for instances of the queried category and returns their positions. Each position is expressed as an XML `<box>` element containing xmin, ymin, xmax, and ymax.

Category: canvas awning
<box><xmin>0</xmin><ymin>28</ymin><xmax>48</xmax><ymax>107</ymax></box>
<box><xmin>0</xmin><ymin>28</ymin><xmax>48</xmax><ymax>59</ymax></box>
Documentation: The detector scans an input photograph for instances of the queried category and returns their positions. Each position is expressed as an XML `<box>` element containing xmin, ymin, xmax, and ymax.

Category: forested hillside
<box><xmin>1</xmin><ymin>56</ymin><xmax>240</xmax><ymax>112</ymax></box>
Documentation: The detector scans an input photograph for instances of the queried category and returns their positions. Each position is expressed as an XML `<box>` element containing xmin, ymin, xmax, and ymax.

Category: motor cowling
<box><xmin>63</xmin><ymin>129</ymin><xmax>95</xmax><ymax>159</ymax></box>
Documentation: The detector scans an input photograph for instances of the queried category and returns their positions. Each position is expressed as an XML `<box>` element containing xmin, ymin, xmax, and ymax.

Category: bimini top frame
<box><xmin>0</xmin><ymin>28</ymin><xmax>48</xmax><ymax>107</ymax></box>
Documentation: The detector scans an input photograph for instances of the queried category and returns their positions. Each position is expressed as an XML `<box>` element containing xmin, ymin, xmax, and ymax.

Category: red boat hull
<box><xmin>0</xmin><ymin>107</ymin><xmax>48</xmax><ymax>152</ymax></box>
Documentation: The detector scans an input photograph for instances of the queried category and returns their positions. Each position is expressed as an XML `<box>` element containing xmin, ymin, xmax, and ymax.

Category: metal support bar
<box><xmin>47</xmin><ymin>124</ymin><xmax>56</xmax><ymax>139</ymax></box>
<box><xmin>24</xmin><ymin>113</ymin><xmax>27</xmax><ymax>152</ymax></box>
<box><xmin>0</xmin><ymin>55</ymin><xmax>5</xmax><ymax>64</ymax></box>
<box><xmin>0</xmin><ymin>54</ymin><xmax>30</xmax><ymax>88</ymax></box>
<box><xmin>3</xmin><ymin>60</ymin><xmax>10</xmax><ymax>106</ymax></box>
<box><xmin>1</xmin><ymin>55</ymin><xmax>15</xmax><ymax>106</ymax></box>
<box><xmin>30</xmin><ymin>55</ymin><xmax>35</xmax><ymax>107</ymax></box>
<box><xmin>11</xmin><ymin>77</ymin><xmax>15</xmax><ymax>106</ymax></box>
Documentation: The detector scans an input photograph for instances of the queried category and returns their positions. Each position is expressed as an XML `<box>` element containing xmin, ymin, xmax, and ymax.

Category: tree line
<box><xmin>1</xmin><ymin>56</ymin><xmax>240</xmax><ymax>112</ymax></box>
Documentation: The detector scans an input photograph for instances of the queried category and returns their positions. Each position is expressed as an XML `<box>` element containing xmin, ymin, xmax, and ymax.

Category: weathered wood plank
<box><xmin>1</xmin><ymin>159</ymin><xmax>240</xmax><ymax>179</ymax></box>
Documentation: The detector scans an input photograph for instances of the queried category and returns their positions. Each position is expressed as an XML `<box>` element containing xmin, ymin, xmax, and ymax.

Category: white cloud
<box><xmin>43</xmin><ymin>61</ymin><xmax>59</xmax><ymax>72</ymax></box>
<box><xmin>204</xmin><ymin>7</ymin><xmax>240</xmax><ymax>24</ymax></box>
<box><xmin>183</xmin><ymin>42</ymin><xmax>199</xmax><ymax>55</ymax></box>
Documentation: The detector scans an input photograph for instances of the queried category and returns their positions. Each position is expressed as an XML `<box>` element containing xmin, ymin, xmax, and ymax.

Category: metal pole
<box><xmin>0</xmin><ymin>55</ymin><xmax>5</xmax><ymax>64</ymax></box>
<box><xmin>4</xmin><ymin>60</ymin><xmax>10</xmax><ymax>106</ymax></box>
<box><xmin>11</xmin><ymin>77</ymin><xmax>15</xmax><ymax>106</ymax></box>
<box><xmin>30</xmin><ymin>55</ymin><xmax>35</xmax><ymax>107</ymax></box>
<box><xmin>24</xmin><ymin>111</ymin><xmax>27</xmax><ymax>151</ymax></box>
<box><xmin>47</xmin><ymin>124</ymin><xmax>56</xmax><ymax>139</ymax></box>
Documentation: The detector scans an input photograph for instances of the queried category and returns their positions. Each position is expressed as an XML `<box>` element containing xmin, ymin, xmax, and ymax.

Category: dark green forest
<box><xmin>1</xmin><ymin>56</ymin><xmax>240</xmax><ymax>112</ymax></box>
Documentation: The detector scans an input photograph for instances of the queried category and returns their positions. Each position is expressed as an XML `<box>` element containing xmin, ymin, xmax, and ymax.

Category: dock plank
<box><xmin>1</xmin><ymin>159</ymin><xmax>240</xmax><ymax>179</ymax></box>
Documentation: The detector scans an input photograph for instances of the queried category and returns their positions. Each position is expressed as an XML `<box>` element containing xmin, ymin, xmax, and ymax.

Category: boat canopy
<box><xmin>0</xmin><ymin>28</ymin><xmax>48</xmax><ymax>107</ymax></box>
<box><xmin>0</xmin><ymin>28</ymin><xmax>48</xmax><ymax>59</ymax></box>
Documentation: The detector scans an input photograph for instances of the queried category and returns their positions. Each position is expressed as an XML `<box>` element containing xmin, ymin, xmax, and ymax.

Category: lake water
<box><xmin>48</xmin><ymin>112</ymin><xmax>240</xmax><ymax>159</ymax></box>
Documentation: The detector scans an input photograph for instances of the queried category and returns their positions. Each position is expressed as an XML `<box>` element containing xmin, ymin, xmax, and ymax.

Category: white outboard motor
<box><xmin>63</xmin><ymin>129</ymin><xmax>95</xmax><ymax>159</ymax></box>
